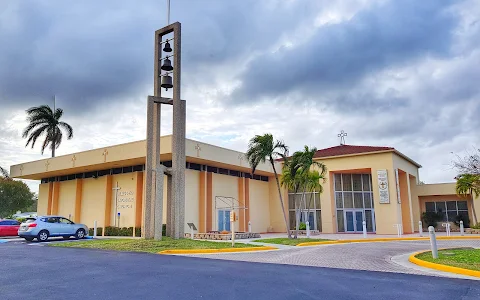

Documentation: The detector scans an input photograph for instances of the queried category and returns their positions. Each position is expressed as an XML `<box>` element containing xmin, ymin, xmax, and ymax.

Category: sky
<box><xmin>1</xmin><ymin>0</ymin><xmax>479</xmax><ymax>193</ymax></box>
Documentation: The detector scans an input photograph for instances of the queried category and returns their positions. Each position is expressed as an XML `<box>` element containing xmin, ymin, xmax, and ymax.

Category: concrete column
<box><xmin>167</xmin><ymin>175</ymin><xmax>174</xmax><ymax>237</ymax></box>
<box><xmin>154</xmin><ymin>165</ymin><xmax>166</xmax><ymax>240</ymax></box>
<box><xmin>144</xmin><ymin>99</ymin><xmax>161</xmax><ymax>239</ymax></box>
<box><xmin>171</xmin><ymin>100</ymin><xmax>186</xmax><ymax>239</ymax></box>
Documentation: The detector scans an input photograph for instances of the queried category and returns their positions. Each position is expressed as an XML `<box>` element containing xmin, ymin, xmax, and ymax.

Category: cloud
<box><xmin>0</xmin><ymin>0</ymin><xmax>480</xmax><ymax>194</ymax></box>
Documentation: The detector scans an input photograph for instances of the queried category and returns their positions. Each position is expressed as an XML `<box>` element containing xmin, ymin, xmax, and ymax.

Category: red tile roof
<box><xmin>313</xmin><ymin>145</ymin><xmax>394</xmax><ymax>158</ymax></box>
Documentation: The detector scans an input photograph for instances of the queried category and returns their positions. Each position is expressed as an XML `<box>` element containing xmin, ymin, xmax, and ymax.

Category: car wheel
<box><xmin>75</xmin><ymin>229</ymin><xmax>86</xmax><ymax>239</ymax></box>
<box><xmin>24</xmin><ymin>237</ymin><xmax>34</xmax><ymax>242</ymax></box>
<box><xmin>63</xmin><ymin>236</ymin><xmax>70</xmax><ymax>240</ymax></box>
<box><xmin>37</xmin><ymin>230</ymin><xmax>49</xmax><ymax>242</ymax></box>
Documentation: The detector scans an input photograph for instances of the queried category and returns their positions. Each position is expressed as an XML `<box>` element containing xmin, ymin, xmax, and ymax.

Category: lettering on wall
<box><xmin>117</xmin><ymin>190</ymin><xmax>135</xmax><ymax>209</ymax></box>
<box><xmin>377</xmin><ymin>169</ymin><xmax>390</xmax><ymax>204</ymax></box>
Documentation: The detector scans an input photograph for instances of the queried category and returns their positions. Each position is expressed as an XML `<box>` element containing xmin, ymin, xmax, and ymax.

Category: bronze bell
<box><xmin>163</xmin><ymin>41</ymin><xmax>172</xmax><ymax>52</ymax></box>
<box><xmin>161</xmin><ymin>75</ymin><xmax>173</xmax><ymax>90</ymax></box>
<box><xmin>161</xmin><ymin>58</ymin><xmax>173</xmax><ymax>71</ymax></box>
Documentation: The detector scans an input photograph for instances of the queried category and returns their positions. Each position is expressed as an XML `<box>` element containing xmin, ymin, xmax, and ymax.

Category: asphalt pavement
<box><xmin>0</xmin><ymin>242</ymin><xmax>479</xmax><ymax>300</ymax></box>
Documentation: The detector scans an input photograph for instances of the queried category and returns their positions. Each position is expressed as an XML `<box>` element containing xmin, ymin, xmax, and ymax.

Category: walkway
<box><xmin>188</xmin><ymin>239</ymin><xmax>480</xmax><ymax>279</ymax></box>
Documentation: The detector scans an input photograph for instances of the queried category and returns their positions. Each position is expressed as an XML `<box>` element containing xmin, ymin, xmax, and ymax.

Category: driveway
<box><xmin>189</xmin><ymin>239</ymin><xmax>480</xmax><ymax>278</ymax></box>
<box><xmin>1</xmin><ymin>242</ymin><xmax>479</xmax><ymax>300</ymax></box>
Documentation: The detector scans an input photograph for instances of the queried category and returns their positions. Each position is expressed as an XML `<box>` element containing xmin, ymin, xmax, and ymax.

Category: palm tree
<box><xmin>456</xmin><ymin>174</ymin><xmax>480</xmax><ymax>225</ymax></box>
<box><xmin>304</xmin><ymin>170</ymin><xmax>324</xmax><ymax>231</ymax></box>
<box><xmin>22</xmin><ymin>105</ymin><xmax>73</xmax><ymax>157</ymax></box>
<box><xmin>296</xmin><ymin>146</ymin><xmax>327</xmax><ymax>231</ymax></box>
<box><xmin>246</xmin><ymin>134</ymin><xmax>292</xmax><ymax>238</ymax></box>
<box><xmin>280</xmin><ymin>153</ymin><xmax>303</xmax><ymax>238</ymax></box>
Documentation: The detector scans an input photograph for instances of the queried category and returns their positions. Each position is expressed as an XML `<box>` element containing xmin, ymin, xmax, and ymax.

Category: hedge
<box><xmin>88</xmin><ymin>224</ymin><xmax>166</xmax><ymax>237</ymax></box>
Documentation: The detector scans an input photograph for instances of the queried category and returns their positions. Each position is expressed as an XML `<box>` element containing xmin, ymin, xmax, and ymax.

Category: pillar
<box><xmin>104</xmin><ymin>175</ymin><xmax>113</xmax><ymax>231</ymax></box>
<box><xmin>74</xmin><ymin>179</ymin><xmax>83</xmax><ymax>223</ymax></box>
<box><xmin>238</xmin><ymin>177</ymin><xmax>245</xmax><ymax>232</ymax></box>
<box><xmin>206</xmin><ymin>172</ymin><xmax>213</xmax><ymax>232</ymax></box>
<box><xmin>46</xmin><ymin>182</ymin><xmax>53</xmax><ymax>215</ymax></box>
<box><xmin>51</xmin><ymin>182</ymin><xmax>60</xmax><ymax>215</ymax></box>
<box><xmin>199</xmin><ymin>171</ymin><xmax>206</xmax><ymax>233</ymax></box>
<box><xmin>245</xmin><ymin>178</ymin><xmax>250</xmax><ymax>230</ymax></box>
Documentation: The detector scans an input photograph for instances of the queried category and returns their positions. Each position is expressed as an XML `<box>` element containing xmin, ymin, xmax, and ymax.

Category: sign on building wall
<box><xmin>377</xmin><ymin>169</ymin><xmax>390</xmax><ymax>204</ymax></box>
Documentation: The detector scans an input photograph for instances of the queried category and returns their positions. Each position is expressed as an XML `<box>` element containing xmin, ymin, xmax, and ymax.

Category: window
<box><xmin>288</xmin><ymin>190</ymin><xmax>322</xmax><ymax>231</ymax></box>
<box><xmin>46</xmin><ymin>217</ymin><xmax>59</xmax><ymax>223</ymax></box>
<box><xmin>59</xmin><ymin>218</ymin><xmax>74</xmax><ymax>224</ymax></box>
<box><xmin>424</xmin><ymin>201</ymin><xmax>469</xmax><ymax>222</ymax></box>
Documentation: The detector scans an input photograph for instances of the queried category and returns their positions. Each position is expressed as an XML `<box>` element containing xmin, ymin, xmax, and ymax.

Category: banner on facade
<box><xmin>377</xmin><ymin>169</ymin><xmax>390</xmax><ymax>204</ymax></box>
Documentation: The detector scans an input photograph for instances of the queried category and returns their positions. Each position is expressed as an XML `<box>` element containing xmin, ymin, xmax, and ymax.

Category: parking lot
<box><xmin>1</xmin><ymin>241</ymin><xmax>479</xmax><ymax>300</ymax></box>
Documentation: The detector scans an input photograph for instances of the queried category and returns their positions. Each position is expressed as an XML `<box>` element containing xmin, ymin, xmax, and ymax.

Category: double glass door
<box><xmin>344</xmin><ymin>210</ymin><xmax>364</xmax><ymax>232</ymax></box>
<box><xmin>218</xmin><ymin>210</ymin><xmax>231</xmax><ymax>232</ymax></box>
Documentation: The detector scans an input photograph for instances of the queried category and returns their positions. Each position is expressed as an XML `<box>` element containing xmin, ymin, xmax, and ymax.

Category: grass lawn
<box><xmin>416</xmin><ymin>248</ymin><xmax>480</xmax><ymax>271</ymax></box>
<box><xmin>253</xmin><ymin>237</ymin><xmax>332</xmax><ymax>246</ymax></box>
<box><xmin>49</xmin><ymin>237</ymin><xmax>260</xmax><ymax>254</ymax></box>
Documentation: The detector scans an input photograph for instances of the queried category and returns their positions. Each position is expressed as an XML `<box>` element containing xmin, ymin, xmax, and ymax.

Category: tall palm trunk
<box><xmin>270</xmin><ymin>158</ymin><xmax>292</xmax><ymax>239</ymax></box>
<box><xmin>471</xmin><ymin>188</ymin><xmax>478</xmax><ymax>225</ymax></box>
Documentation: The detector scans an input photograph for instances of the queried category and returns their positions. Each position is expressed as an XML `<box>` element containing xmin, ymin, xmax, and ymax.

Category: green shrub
<box><xmin>421</xmin><ymin>212</ymin><xmax>443</xmax><ymax>228</ymax></box>
<box><xmin>88</xmin><ymin>227</ymin><xmax>103</xmax><ymax>236</ymax></box>
<box><xmin>471</xmin><ymin>223</ymin><xmax>480</xmax><ymax>229</ymax></box>
<box><xmin>454</xmin><ymin>214</ymin><xmax>470</xmax><ymax>228</ymax></box>
<box><xmin>299</xmin><ymin>222</ymin><xmax>306</xmax><ymax>230</ymax></box>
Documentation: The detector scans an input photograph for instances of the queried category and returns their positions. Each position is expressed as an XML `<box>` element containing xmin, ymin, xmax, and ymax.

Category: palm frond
<box><xmin>0</xmin><ymin>166</ymin><xmax>10</xmax><ymax>179</ymax></box>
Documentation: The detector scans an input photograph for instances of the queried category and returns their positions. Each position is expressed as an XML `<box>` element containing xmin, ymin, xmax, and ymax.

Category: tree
<box><xmin>280</xmin><ymin>153</ymin><xmax>303</xmax><ymax>238</ymax></box>
<box><xmin>282</xmin><ymin>146</ymin><xmax>327</xmax><ymax>238</ymax></box>
<box><xmin>0</xmin><ymin>167</ymin><xmax>35</xmax><ymax>218</ymax></box>
<box><xmin>304</xmin><ymin>170</ymin><xmax>324</xmax><ymax>231</ymax></box>
<box><xmin>246</xmin><ymin>134</ymin><xmax>292</xmax><ymax>238</ymax></box>
<box><xmin>453</xmin><ymin>149</ymin><xmax>480</xmax><ymax>175</ymax></box>
<box><xmin>0</xmin><ymin>166</ymin><xmax>10</xmax><ymax>180</ymax></box>
<box><xmin>455</xmin><ymin>174</ymin><xmax>480</xmax><ymax>225</ymax></box>
<box><xmin>22</xmin><ymin>105</ymin><xmax>73</xmax><ymax>157</ymax></box>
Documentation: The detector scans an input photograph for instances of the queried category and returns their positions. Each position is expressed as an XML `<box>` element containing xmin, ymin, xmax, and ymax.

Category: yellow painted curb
<box><xmin>409</xmin><ymin>250</ymin><xmax>480</xmax><ymax>278</ymax></box>
<box><xmin>296</xmin><ymin>236</ymin><xmax>480</xmax><ymax>247</ymax></box>
<box><xmin>159</xmin><ymin>246</ymin><xmax>277</xmax><ymax>255</ymax></box>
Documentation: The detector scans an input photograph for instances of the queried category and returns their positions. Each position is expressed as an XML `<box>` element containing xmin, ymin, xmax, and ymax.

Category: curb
<box><xmin>296</xmin><ymin>236</ymin><xmax>480</xmax><ymax>247</ymax></box>
<box><xmin>409</xmin><ymin>250</ymin><xmax>480</xmax><ymax>278</ymax></box>
<box><xmin>159</xmin><ymin>246</ymin><xmax>277</xmax><ymax>255</ymax></box>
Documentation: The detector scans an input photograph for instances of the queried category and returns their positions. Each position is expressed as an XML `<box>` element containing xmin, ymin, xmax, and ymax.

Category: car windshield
<box><xmin>24</xmin><ymin>218</ymin><xmax>36</xmax><ymax>224</ymax></box>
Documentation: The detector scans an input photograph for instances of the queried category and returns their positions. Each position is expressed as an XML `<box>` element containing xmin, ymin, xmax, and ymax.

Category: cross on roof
<box><xmin>194</xmin><ymin>143</ymin><xmax>201</xmax><ymax>157</ymax></box>
<box><xmin>102</xmin><ymin>149</ymin><xmax>108</xmax><ymax>162</ymax></box>
<box><xmin>338</xmin><ymin>130</ymin><xmax>347</xmax><ymax>145</ymax></box>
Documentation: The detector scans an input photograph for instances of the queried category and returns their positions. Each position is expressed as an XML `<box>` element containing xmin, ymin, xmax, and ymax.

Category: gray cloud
<box><xmin>230</xmin><ymin>0</ymin><xmax>458</xmax><ymax>108</ymax></box>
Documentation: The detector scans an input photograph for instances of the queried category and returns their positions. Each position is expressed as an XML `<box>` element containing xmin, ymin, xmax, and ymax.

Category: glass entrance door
<box><xmin>218</xmin><ymin>210</ymin><xmax>231</xmax><ymax>232</ymax></box>
<box><xmin>344</xmin><ymin>210</ymin><xmax>364</xmax><ymax>232</ymax></box>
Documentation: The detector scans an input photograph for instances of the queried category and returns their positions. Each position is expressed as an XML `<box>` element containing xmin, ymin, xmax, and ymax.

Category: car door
<box><xmin>58</xmin><ymin>218</ymin><xmax>75</xmax><ymax>235</ymax></box>
<box><xmin>0</xmin><ymin>221</ymin><xmax>7</xmax><ymax>236</ymax></box>
<box><xmin>7</xmin><ymin>221</ymin><xmax>20</xmax><ymax>236</ymax></box>
<box><xmin>45</xmin><ymin>217</ymin><xmax>61</xmax><ymax>235</ymax></box>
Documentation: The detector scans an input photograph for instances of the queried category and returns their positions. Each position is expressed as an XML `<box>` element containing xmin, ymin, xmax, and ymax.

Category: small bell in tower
<box><xmin>161</xmin><ymin>58</ymin><xmax>173</xmax><ymax>71</ymax></box>
<box><xmin>163</xmin><ymin>41</ymin><xmax>172</xmax><ymax>52</ymax></box>
<box><xmin>161</xmin><ymin>75</ymin><xmax>173</xmax><ymax>90</ymax></box>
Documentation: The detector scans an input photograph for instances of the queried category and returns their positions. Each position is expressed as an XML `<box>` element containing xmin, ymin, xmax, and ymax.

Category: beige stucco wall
<box><xmin>81</xmin><ymin>177</ymin><xmax>107</xmax><ymax>228</ymax></box>
<box><xmin>314</xmin><ymin>152</ymin><xmax>402</xmax><ymax>234</ymax></box>
<box><xmin>268</xmin><ymin>177</ymin><xmax>288</xmax><ymax>232</ymax></box>
<box><xmin>37</xmin><ymin>183</ymin><xmax>50</xmax><ymax>216</ymax></box>
<box><xmin>249</xmin><ymin>179</ymin><xmax>270</xmax><ymax>233</ymax></box>
<box><xmin>212</xmin><ymin>173</ymin><xmax>239</xmax><ymax>231</ymax></box>
<box><xmin>184</xmin><ymin>169</ymin><xmax>199</xmax><ymax>233</ymax></box>
<box><xmin>57</xmin><ymin>180</ymin><xmax>76</xmax><ymax>220</ymax></box>
<box><xmin>111</xmin><ymin>173</ymin><xmax>138</xmax><ymax>228</ymax></box>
